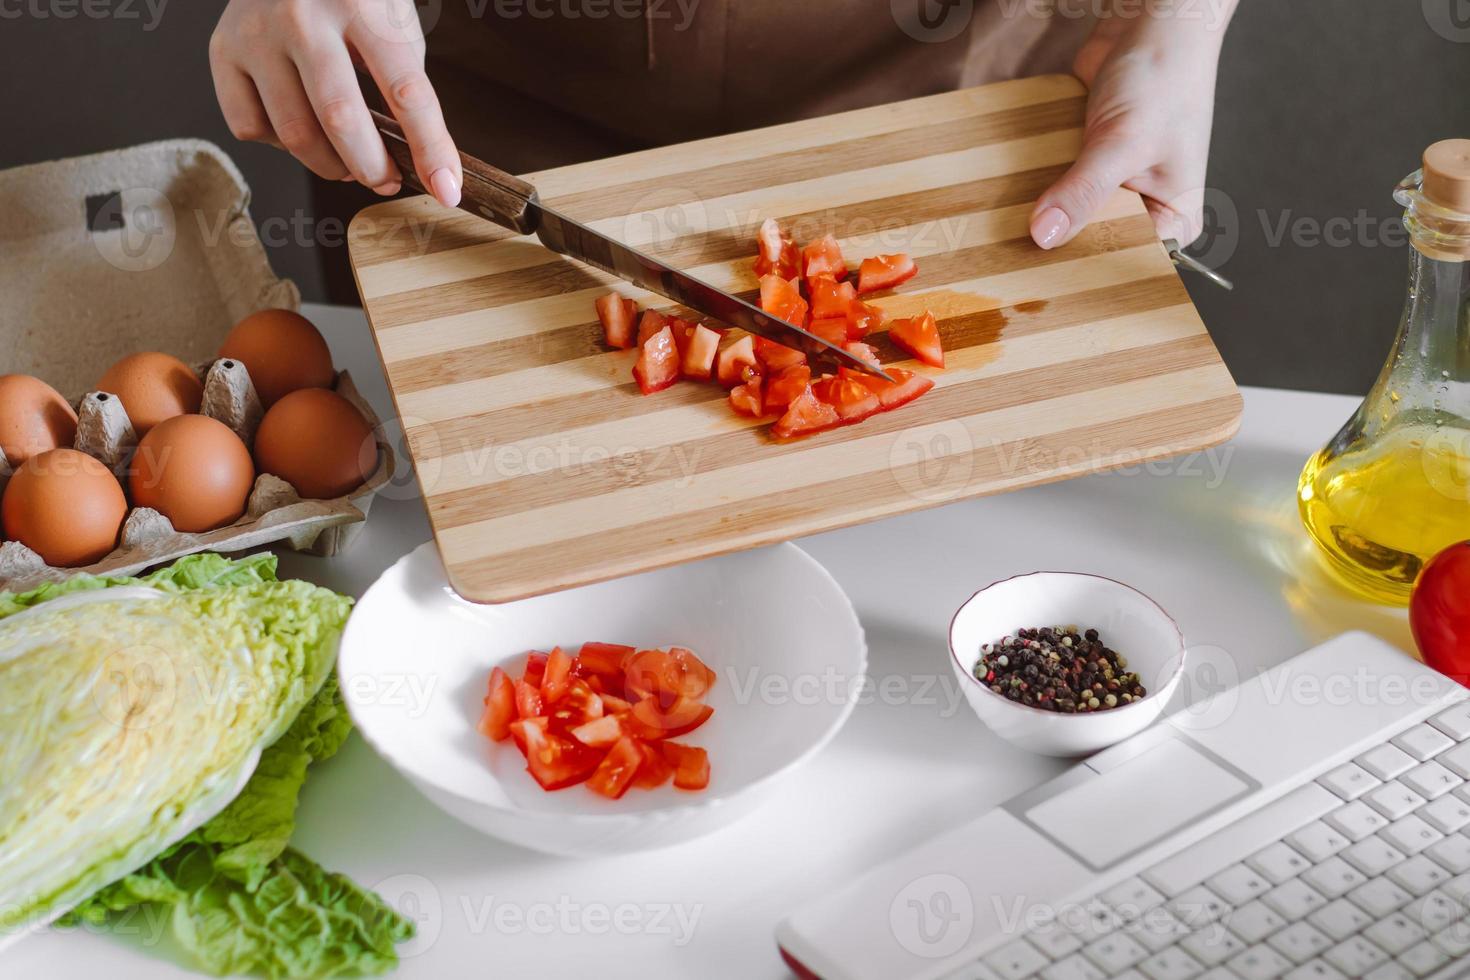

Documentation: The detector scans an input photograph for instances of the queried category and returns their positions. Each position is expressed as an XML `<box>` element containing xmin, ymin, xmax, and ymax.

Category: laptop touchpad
<box><xmin>1024</xmin><ymin>738</ymin><xmax>1251</xmax><ymax>869</ymax></box>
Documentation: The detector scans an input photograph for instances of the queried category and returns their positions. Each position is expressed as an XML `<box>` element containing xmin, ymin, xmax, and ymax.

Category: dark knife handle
<box><xmin>371</xmin><ymin>109</ymin><xmax>540</xmax><ymax>235</ymax></box>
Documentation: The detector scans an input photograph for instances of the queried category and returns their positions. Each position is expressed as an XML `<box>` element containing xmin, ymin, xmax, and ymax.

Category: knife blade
<box><xmin>371</xmin><ymin>111</ymin><xmax>890</xmax><ymax>381</ymax></box>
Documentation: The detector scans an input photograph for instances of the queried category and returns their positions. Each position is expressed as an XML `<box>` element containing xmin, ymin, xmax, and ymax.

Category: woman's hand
<box><xmin>1031</xmin><ymin>1</ymin><xmax>1238</xmax><ymax>250</ymax></box>
<box><xmin>209</xmin><ymin>0</ymin><xmax>461</xmax><ymax>207</ymax></box>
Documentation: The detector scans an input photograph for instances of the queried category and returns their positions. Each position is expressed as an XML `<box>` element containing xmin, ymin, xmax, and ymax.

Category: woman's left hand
<box><xmin>1030</xmin><ymin>1</ymin><xmax>1238</xmax><ymax>251</ymax></box>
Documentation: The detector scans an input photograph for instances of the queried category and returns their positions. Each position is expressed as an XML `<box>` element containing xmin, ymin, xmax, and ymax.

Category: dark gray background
<box><xmin>3</xmin><ymin>1</ymin><xmax>1467</xmax><ymax>395</ymax></box>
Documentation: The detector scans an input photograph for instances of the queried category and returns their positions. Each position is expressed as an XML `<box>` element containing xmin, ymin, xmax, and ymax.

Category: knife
<box><xmin>371</xmin><ymin>110</ymin><xmax>889</xmax><ymax>380</ymax></box>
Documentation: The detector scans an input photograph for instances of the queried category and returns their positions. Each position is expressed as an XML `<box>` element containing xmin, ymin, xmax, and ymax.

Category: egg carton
<box><xmin>0</xmin><ymin>365</ymin><xmax>393</xmax><ymax>593</ymax></box>
<box><xmin>0</xmin><ymin>138</ymin><xmax>395</xmax><ymax>594</ymax></box>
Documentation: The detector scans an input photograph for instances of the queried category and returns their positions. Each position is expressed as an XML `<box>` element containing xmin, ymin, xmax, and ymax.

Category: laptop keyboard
<box><xmin>955</xmin><ymin>702</ymin><xmax>1470</xmax><ymax>980</ymax></box>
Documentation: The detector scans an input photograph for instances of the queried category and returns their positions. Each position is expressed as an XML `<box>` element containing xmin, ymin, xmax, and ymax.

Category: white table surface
<box><xmin>18</xmin><ymin>303</ymin><xmax>1420</xmax><ymax>979</ymax></box>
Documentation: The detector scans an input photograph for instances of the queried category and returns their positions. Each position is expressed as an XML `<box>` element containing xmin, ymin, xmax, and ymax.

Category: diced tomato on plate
<box><xmin>662</xmin><ymin>742</ymin><xmax>711</xmax><ymax>791</ymax></box>
<box><xmin>477</xmin><ymin>666</ymin><xmax>516</xmax><ymax>741</ymax></box>
<box><xmin>586</xmin><ymin>736</ymin><xmax>645</xmax><ymax>800</ymax></box>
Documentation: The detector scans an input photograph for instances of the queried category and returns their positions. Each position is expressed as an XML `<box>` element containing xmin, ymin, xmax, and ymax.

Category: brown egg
<box><xmin>130</xmin><ymin>415</ymin><xmax>255</xmax><ymax>533</ymax></box>
<box><xmin>218</xmin><ymin>309</ymin><xmax>335</xmax><ymax>407</ymax></box>
<box><xmin>0</xmin><ymin>374</ymin><xmax>78</xmax><ymax>466</ymax></box>
<box><xmin>255</xmin><ymin>388</ymin><xmax>376</xmax><ymax>499</ymax></box>
<box><xmin>2</xmin><ymin>448</ymin><xmax>126</xmax><ymax>567</ymax></box>
<box><xmin>96</xmin><ymin>352</ymin><xmax>203</xmax><ymax>435</ymax></box>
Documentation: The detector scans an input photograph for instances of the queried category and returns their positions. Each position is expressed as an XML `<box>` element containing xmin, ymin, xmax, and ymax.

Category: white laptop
<box><xmin>778</xmin><ymin>633</ymin><xmax>1470</xmax><ymax>980</ymax></box>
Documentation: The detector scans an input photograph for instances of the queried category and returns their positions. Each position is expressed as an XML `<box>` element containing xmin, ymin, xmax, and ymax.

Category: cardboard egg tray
<box><xmin>0</xmin><ymin>139</ymin><xmax>393</xmax><ymax>592</ymax></box>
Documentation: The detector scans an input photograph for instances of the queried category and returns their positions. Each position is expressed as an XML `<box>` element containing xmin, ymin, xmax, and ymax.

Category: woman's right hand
<box><xmin>209</xmin><ymin>0</ymin><xmax>462</xmax><ymax>207</ymax></box>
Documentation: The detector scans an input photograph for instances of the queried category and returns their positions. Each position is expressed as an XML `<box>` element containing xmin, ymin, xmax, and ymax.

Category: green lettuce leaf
<box><xmin>1</xmin><ymin>553</ymin><xmax>412</xmax><ymax>977</ymax></box>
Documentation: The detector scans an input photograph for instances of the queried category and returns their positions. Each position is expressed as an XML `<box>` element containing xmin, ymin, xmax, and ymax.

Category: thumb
<box><xmin>1030</xmin><ymin>137</ymin><xmax>1140</xmax><ymax>250</ymax></box>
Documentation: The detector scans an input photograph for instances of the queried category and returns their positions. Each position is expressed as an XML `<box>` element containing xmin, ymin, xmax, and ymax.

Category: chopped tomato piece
<box><xmin>626</xmin><ymin>646</ymin><xmax>718</xmax><ymax>704</ymax></box>
<box><xmin>636</xmin><ymin>309</ymin><xmax>670</xmax><ymax>348</ymax></box>
<box><xmin>540</xmin><ymin>645</ymin><xmax>573</xmax><ymax>703</ymax></box>
<box><xmin>755</xmin><ymin>217</ymin><xmax>800</xmax><ymax>279</ymax></box>
<box><xmin>753</xmin><ymin>336</ymin><xmax>807</xmax><ymax>373</ymax></box>
<box><xmin>633</xmin><ymin>325</ymin><xmax>681</xmax><ymax>394</ymax></box>
<box><xmin>681</xmin><ymin>323</ymin><xmax>722</xmax><ymax>380</ymax></box>
<box><xmin>857</xmin><ymin>253</ymin><xmax>918</xmax><ymax>294</ymax></box>
<box><xmin>764</xmin><ymin>365</ymin><xmax>812</xmax><ymax>415</ymax></box>
<box><xmin>632</xmin><ymin>739</ymin><xmax>674</xmax><ymax>789</ymax></box>
<box><xmin>578</xmin><ymin>642</ymin><xmax>633</xmax><ymax>680</ymax></box>
<box><xmin>759</xmin><ymin>274</ymin><xmax>809</xmax><ymax>326</ymax></box>
<box><xmin>522</xmin><ymin>651</ymin><xmax>548</xmax><ymax>687</ymax></box>
<box><xmin>665</xmin><ymin>647</ymin><xmax>716</xmax><ymax>700</ymax></box>
<box><xmin>547</xmin><ymin>678</ymin><xmax>604</xmax><ymax>734</ymax></box>
<box><xmin>518</xmin><ymin>720</ymin><xmax>603</xmax><ymax>791</ymax></box>
<box><xmin>600</xmin><ymin>691</ymin><xmax>634</xmax><ymax>714</ymax></box>
<box><xmin>801</xmin><ymin>234</ymin><xmax>847</xmax><ymax>282</ymax></box>
<box><xmin>514</xmin><ymin>680</ymin><xmax>543</xmax><ymax>720</ymax></box>
<box><xmin>624</xmin><ymin>649</ymin><xmax>674</xmax><ymax>702</ymax></box>
<box><xmin>810</xmin><ymin>277</ymin><xmax>858</xmax><ymax>320</ymax></box>
<box><xmin>586</xmin><ymin>736</ymin><xmax>645</xmax><ymax>800</ymax></box>
<box><xmin>847</xmin><ymin>301</ymin><xmax>885</xmax><ymax>339</ymax></box>
<box><xmin>851</xmin><ymin>366</ymin><xmax>936</xmax><ymax>410</ymax></box>
<box><xmin>771</xmin><ymin>385</ymin><xmax>840</xmax><ymax>440</ymax></box>
<box><xmin>844</xmin><ymin>341</ymin><xmax>880</xmax><ymax>367</ymax></box>
<box><xmin>667</xmin><ymin>317</ymin><xmax>696</xmax><ymax>358</ymax></box>
<box><xmin>569</xmin><ymin>713</ymin><xmax>624</xmax><ymax>748</ymax></box>
<box><xmin>477</xmin><ymin>666</ymin><xmax>516</xmax><ymax>742</ymax></box>
<box><xmin>626</xmin><ymin>695</ymin><xmax>715</xmax><ymax>740</ymax></box>
<box><xmin>661</xmin><ymin>741</ymin><xmax>711</xmax><ymax>791</ymax></box>
<box><xmin>729</xmin><ymin>375</ymin><xmax>765</xmax><ymax>417</ymax></box>
<box><xmin>807</xmin><ymin>318</ymin><xmax>849</xmax><ymax>346</ymax></box>
<box><xmin>813</xmin><ymin>374</ymin><xmax>881</xmax><ymax>424</ymax></box>
<box><xmin>716</xmin><ymin>334</ymin><xmax>760</xmax><ymax>387</ymax></box>
<box><xmin>888</xmin><ymin>310</ymin><xmax>944</xmax><ymax>368</ymax></box>
<box><xmin>595</xmin><ymin>294</ymin><xmax>638</xmax><ymax>349</ymax></box>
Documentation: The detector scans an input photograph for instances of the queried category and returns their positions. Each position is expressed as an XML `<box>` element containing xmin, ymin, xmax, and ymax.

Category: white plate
<box><xmin>338</xmin><ymin>541</ymin><xmax>867</xmax><ymax>856</ymax></box>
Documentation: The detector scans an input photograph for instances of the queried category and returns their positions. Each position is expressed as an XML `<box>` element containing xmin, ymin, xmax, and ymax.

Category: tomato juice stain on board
<box><xmin>1015</xmin><ymin>299</ymin><xmax>1049</xmax><ymax>314</ymax></box>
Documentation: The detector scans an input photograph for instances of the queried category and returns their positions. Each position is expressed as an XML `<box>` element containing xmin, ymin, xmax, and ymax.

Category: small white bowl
<box><xmin>948</xmin><ymin>572</ymin><xmax>1185</xmax><ymax>757</ymax></box>
<box><xmin>338</xmin><ymin>541</ymin><xmax>866</xmax><ymax>857</ymax></box>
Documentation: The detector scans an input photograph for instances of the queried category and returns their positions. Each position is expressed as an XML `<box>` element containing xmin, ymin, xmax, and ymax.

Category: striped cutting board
<box><xmin>349</xmin><ymin>74</ymin><xmax>1242</xmax><ymax>603</ymax></box>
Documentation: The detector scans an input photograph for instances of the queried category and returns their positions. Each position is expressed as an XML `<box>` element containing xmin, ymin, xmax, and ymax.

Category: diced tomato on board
<box><xmin>753</xmin><ymin>336</ymin><xmax>807</xmax><ymax>373</ymax></box>
<box><xmin>810</xmin><ymin>277</ymin><xmax>858</xmax><ymax>320</ymax></box>
<box><xmin>636</xmin><ymin>309</ymin><xmax>670</xmax><ymax>348</ymax></box>
<box><xmin>755</xmin><ymin>217</ymin><xmax>800</xmax><ymax>279</ymax></box>
<box><xmin>813</xmin><ymin>375</ymin><xmax>881</xmax><ymax>425</ymax></box>
<box><xmin>633</xmin><ymin>325</ymin><xmax>681</xmax><ymax>394</ymax></box>
<box><xmin>771</xmin><ymin>385</ymin><xmax>841</xmax><ymax>441</ymax></box>
<box><xmin>595</xmin><ymin>293</ymin><xmax>638</xmax><ymax>349</ymax></box>
<box><xmin>728</xmin><ymin>375</ymin><xmax>765</xmax><ymax>417</ymax></box>
<box><xmin>759</xmin><ymin>274</ymin><xmax>809</xmax><ymax>327</ymax></box>
<box><xmin>857</xmin><ymin>253</ymin><xmax>918</xmax><ymax>294</ymax></box>
<box><xmin>681</xmin><ymin>323</ymin><xmax>723</xmax><ymax>380</ymax></box>
<box><xmin>887</xmin><ymin>310</ymin><xmax>945</xmax><ymax>368</ymax></box>
<box><xmin>807</xmin><ymin>318</ymin><xmax>849</xmax><ymax>347</ymax></box>
<box><xmin>764</xmin><ymin>365</ymin><xmax>812</xmax><ymax>416</ymax></box>
<box><xmin>801</xmin><ymin>234</ymin><xmax>847</xmax><ymax>282</ymax></box>
<box><xmin>716</xmin><ymin>334</ymin><xmax>760</xmax><ymax>388</ymax></box>
<box><xmin>851</xmin><ymin>366</ymin><xmax>935</xmax><ymax>411</ymax></box>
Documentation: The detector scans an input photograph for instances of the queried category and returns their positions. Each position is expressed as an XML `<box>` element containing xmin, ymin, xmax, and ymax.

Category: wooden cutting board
<box><xmin>348</xmin><ymin>74</ymin><xmax>1242</xmax><ymax>603</ymax></box>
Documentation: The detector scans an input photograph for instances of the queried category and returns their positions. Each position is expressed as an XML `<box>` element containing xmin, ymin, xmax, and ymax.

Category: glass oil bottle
<box><xmin>1298</xmin><ymin>140</ymin><xmax>1470</xmax><ymax>605</ymax></box>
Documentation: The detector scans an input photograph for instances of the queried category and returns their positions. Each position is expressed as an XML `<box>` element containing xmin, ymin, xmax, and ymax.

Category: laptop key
<box><xmin>1283</xmin><ymin>961</ymin><xmax>1345</xmax><ymax>980</ymax></box>
<box><xmin>1208</xmin><ymin>864</ymin><xmax>1272</xmax><ymax>905</ymax></box>
<box><xmin>1318</xmin><ymin>763</ymin><xmax>1379</xmax><ymax>802</ymax></box>
<box><xmin>1378</xmin><ymin>815</ymin><xmax>1444</xmax><ymax>855</ymax></box>
<box><xmin>1325</xmin><ymin>801</ymin><xmax>1389</xmax><ymax>841</ymax></box>
<box><xmin>1179</xmin><ymin>928</ymin><xmax>1245</xmax><ymax>967</ymax></box>
<box><xmin>1362</xmin><ymin>912</ymin><xmax>1428</xmax><ymax>955</ymax></box>
<box><xmin>1323</xmin><ymin>936</ymin><xmax>1390</xmax><ymax>975</ymax></box>
<box><xmin>1427</xmin><ymin>701</ymin><xmax>1470</xmax><ymax>740</ymax></box>
<box><xmin>983</xmin><ymin>939</ymin><xmax>1050</xmax><ymax>980</ymax></box>
<box><xmin>1228</xmin><ymin>944</ymin><xmax>1294</xmax><ymax>980</ymax></box>
<box><xmin>1229</xmin><ymin>900</ymin><xmax>1289</xmax><ymax>944</ymax></box>
<box><xmin>1417</xmin><ymin>794</ymin><xmax>1470</xmax><ymax>834</ymax></box>
<box><xmin>1424</xmin><ymin>832</ymin><xmax>1470</xmax><ymax>874</ymax></box>
<box><xmin>1286</xmin><ymin>822</ymin><xmax>1350</xmax><ymax>863</ymax></box>
<box><xmin>1343</xmin><ymin>838</ymin><xmax>1408</xmax><ymax>877</ymax></box>
<box><xmin>1398</xmin><ymin>761</ymin><xmax>1461</xmax><ymax>801</ymax></box>
<box><xmin>1403</xmin><ymin>888</ymin><xmax>1461</xmax><ymax>933</ymax></box>
<box><xmin>1396</xmin><ymin>940</ymin><xmax>1449</xmax><ymax>977</ymax></box>
<box><xmin>1392</xmin><ymin>725</ymin><xmax>1455</xmax><ymax>762</ymax></box>
<box><xmin>1385</xmin><ymin>855</ymin><xmax>1452</xmax><ymax>895</ymax></box>
<box><xmin>1300</xmin><ymin>857</ymin><xmax>1366</xmax><ymax>899</ymax></box>
<box><xmin>1039</xmin><ymin>954</ymin><xmax>1105</xmax><ymax>980</ymax></box>
<box><xmin>1082</xmin><ymin>934</ymin><xmax>1148</xmax><ymax>973</ymax></box>
<box><xmin>1347</xmin><ymin>878</ymin><xmax>1413</xmax><ymax>917</ymax></box>
<box><xmin>1362</xmin><ymin>964</ymin><xmax>1413</xmax><ymax>980</ymax></box>
<box><xmin>1308</xmin><ymin>898</ymin><xmax>1373</xmax><ymax>941</ymax></box>
<box><xmin>1357</xmin><ymin>744</ymin><xmax>1417</xmax><ymax>781</ymax></box>
<box><xmin>1363</xmin><ymin>782</ymin><xmax>1428</xmax><ymax>821</ymax></box>
<box><xmin>1138</xmin><ymin>947</ymin><xmax>1205</xmax><ymax>980</ymax></box>
<box><xmin>1261</xmin><ymin>879</ymin><xmax>1327</xmax><ymax>920</ymax></box>
<box><xmin>1267</xmin><ymin>922</ymin><xmax>1333</xmax><ymax>964</ymax></box>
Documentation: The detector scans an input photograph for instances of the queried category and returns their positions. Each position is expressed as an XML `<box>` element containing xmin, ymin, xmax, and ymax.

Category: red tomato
<box><xmin>632</xmin><ymin>739</ymin><xmax>674</xmax><ymax>789</ymax></box>
<box><xmin>857</xmin><ymin>253</ymin><xmax>918</xmax><ymax>294</ymax></box>
<box><xmin>547</xmin><ymin>678</ymin><xmax>604</xmax><ymax>734</ymax></box>
<box><xmin>888</xmin><ymin>310</ymin><xmax>944</xmax><ymax>368</ymax></box>
<box><xmin>808</xmin><ymin>318</ymin><xmax>849</xmax><ymax>347</ymax></box>
<box><xmin>541</xmin><ymin>645</ymin><xmax>573</xmax><ymax>703</ymax></box>
<box><xmin>847</xmin><ymin>301</ymin><xmax>885</xmax><ymax>339</ymax></box>
<box><xmin>851</xmin><ymin>366</ymin><xmax>935</xmax><ymax>410</ymax></box>
<box><xmin>681</xmin><ymin>323</ymin><xmax>723</xmax><ymax>381</ymax></box>
<box><xmin>810</xmin><ymin>277</ymin><xmax>857</xmax><ymax>320</ymax></box>
<box><xmin>626</xmin><ymin>695</ymin><xmax>715</xmax><ymax>740</ymax></box>
<box><xmin>844</xmin><ymin>341</ymin><xmax>880</xmax><ymax>367</ymax></box>
<box><xmin>755</xmin><ymin>218</ymin><xmax>800</xmax><ymax>279</ymax></box>
<box><xmin>661</xmin><ymin>741</ymin><xmax>711</xmax><ymax>791</ymax></box>
<box><xmin>754</xmin><ymin>336</ymin><xmax>807</xmax><ymax>373</ymax></box>
<box><xmin>600</xmin><ymin>691</ymin><xmax>635</xmax><ymax>715</ymax></box>
<box><xmin>728</xmin><ymin>376</ymin><xmax>765</xmax><ymax>417</ymax></box>
<box><xmin>517</xmin><ymin>720</ymin><xmax>603</xmax><ymax>791</ymax></box>
<box><xmin>636</xmin><ymin>309</ymin><xmax>670</xmax><ymax>348</ymax></box>
<box><xmin>801</xmin><ymin>235</ymin><xmax>847</xmax><ymax>282</ymax></box>
<box><xmin>764</xmin><ymin>365</ymin><xmax>812</xmax><ymax>416</ymax></box>
<box><xmin>522</xmin><ymin>651</ymin><xmax>548</xmax><ymax>687</ymax></box>
<box><xmin>587</xmin><ymin>736</ymin><xmax>645</xmax><ymax>800</ymax></box>
<box><xmin>1412</xmin><ymin>542</ymin><xmax>1470</xmax><ymax>683</ymax></box>
<box><xmin>759</xmin><ymin>274</ymin><xmax>809</xmax><ymax>326</ymax></box>
<box><xmin>578</xmin><ymin>641</ymin><xmax>633</xmax><ymax>680</ymax></box>
<box><xmin>716</xmin><ymin>334</ymin><xmax>760</xmax><ymax>387</ymax></box>
<box><xmin>514</xmin><ymin>680</ymin><xmax>543</xmax><ymax>720</ymax></box>
<box><xmin>633</xmin><ymin>325</ymin><xmax>681</xmax><ymax>394</ymax></box>
<box><xmin>569</xmin><ymin>713</ymin><xmax>624</xmax><ymax>748</ymax></box>
<box><xmin>665</xmin><ymin>647</ymin><xmax>717</xmax><ymax>698</ymax></box>
<box><xmin>477</xmin><ymin>666</ymin><xmax>516</xmax><ymax>742</ymax></box>
<box><xmin>813</xmin><ymin>375</ymin><xmax>881</xmax><ymax>425</ymax></box>
<box><xmin>624</xmin><ymin>648</ymin><xmax>675</xmax><ymax>701</ymax></box>
<box><xmin>595</xmin><ymin>294</ymin><xmax>638</xmax><ymax>349</ymax></box>
<box><xmin>771</xmin><ymin>385</ymin><xmax>840</xmax><ymax>440</ymax></box>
